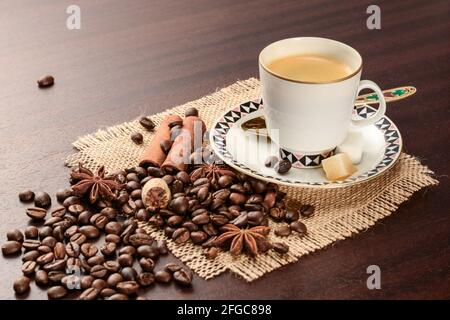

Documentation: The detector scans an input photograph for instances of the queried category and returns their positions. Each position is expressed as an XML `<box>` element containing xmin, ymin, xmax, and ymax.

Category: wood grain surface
<box><xmin>0</xmin><ymin>0</ymin><xmax>449</xmax><ymax>300</ymax></box>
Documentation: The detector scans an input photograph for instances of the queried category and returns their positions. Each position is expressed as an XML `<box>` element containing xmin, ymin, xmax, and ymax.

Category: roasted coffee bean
<box><xmin>53</xmin><ymin>242</ymin><xmax>66</xmax><ymax>259</ymax></box>
<box><xmin>138</xmin><ymin>257</ymin><xmax>155</xmax><ymax>272</ymax></box>
<box><xmin>63</xmin><ymin>196</ymin><xmax>81</xmax><ymax>208</ymax></box>
<box><xmin>185</xmin><ymin>107</ymin><xmax>199</xmax><ymax>117</ymax></box>
<box><xmin>66</xmin><ymin>242</ymin><xmax>80</xmax><ymax>257</ymax></box>
<box><xmin>37</xmin><ymin>75</ymin><xmax>54</xmax><ymax>88</ymax></box>
<box><xmin>290</xmin><ymin>221</ymin><xmax>307</xmax><ymax>235</ymax></box>
<box><xmin>79</xmin><ymin>226</ymin><xmax>100</xmax><ymax>239</ymax></box>
<box><xmin>147</xmin><ymin>166</ymin><xmax>164</xmax><ymax>178</ymax></box>
<box><xmin>48</xmin><ymin>286</ymin><xmax>67</xmax><ymax>299</ymax></box>
<box><xmin>105</xmin><ymin>234</ymin><xmax>121</xmax><ymax>244</ymax></box>
<box><xmin>44</xmin><ymin>216</ymin><xmax>62</xmax><ymax>227</ymax></box>
<box><xmin>106</xmin><ymin>273</ymin><xmax>123</xmax><ymax>287</ymax></box>
<box><xmin>126</xmin><ymin>172</ymin><xmax>140</xmax><ymax>182</ymax></box>
<box><xmin>24</xmin><ymin>226</ymin><xmax>39</xmax><ymax>239</ymax></box>
<box><xmin>264</xmin><ymin>156</ymin><xmax>278</xmax><ymax>168</ymax></box>
<box><xmin>156</xmin><ymin>240</ymin><xmax>168</xmax><ymax>255</ymax></box>
<box><xmin>169</xmin><ymin>179</ymin><xmax>183</xmax><ymax>193</ymax></box>
<box><xmin>87</xmin><ymin>255</ymin><xmax>105</xmax><ymax>266</ymax></box>
<box><xmin>55</xmin><ymin>188</ymin><xmax>71</xmax><ymax>203</ymax></box>
<box><xmin>63</xmin><ymin>225</ymin><xmax>78</xmax><ymax>238</ymax></box>
<box><xmin>263</xmin><ymin>191</ymin><xmax>276</xmax><ymax>209</ymax></box>
<box><xmin>173</xmin><ymin>268</ymin><xmax>193</xmax><ymax>286</ymax></box>
<box><xmin>217</xmin><ymin>175</ymin><xmax>233</xmax><ymax>188</ymax></box>
<box><xmin>66</xmin><ymin>204</ymin><xmax>83</xmax><ymax>216</ymax></box>
<box><xmin>77</xmin><ymin>275</ymin><xmax>93</xmax><ymax>290</ymax></box>
<box><xmin>164</xmin><ymin>226</ymin><xmax>176</xmax><ymax>238</ymax></box>
<box><xmin>229</xmin><ymin>192</ymin><xmax>247</xmax><ymax>205</ymax></box>
<box><xmin>129</xmin><ymin>233</ymin><xmax>153</xmax><ymax>247</ymax></box>
<box><xmin>131</xmin><ymin>132</ymin><xmax>143</xmax><ymax>144</ymax></box>
<box><xmin>172</xmin><ymin>228</ymin><xmax>190</xmax><ymax>244</ymax></box>
<box><xmin>41</xmin><ymin>236</ymin><xmax>57</xmax><ymax>248</ymax></box>
<box><xmin>273</xmin><ymin>242</ymin><xmax>289</xmax><ymax>254</ymax></box>
<box><xmin>122</xmin><ymin>199</ymin><xmax>138</xmax><ymax>215</ymax></box>
<box><xmin>37</xmin><ymin>227</ymin><xmax>52</xmax><ymax>240</ymax></box>
<box><xmin>190</xmin><ymin>231</ymin><xmax>208</xmax><ymax>244</ymax></box>
<box><xmin>67</xmin><ymin>257</ymin><xmax>83</xmax><ymax>270</ymax></box>
<box><xmin>48</xmin><ymin>271</ymin><xmax>66</xmax><ymax>284</ymax></box>
<box><xmin>181</xmin><ymin>221</ymin><xmax>198</xmax><ymax>232</ymax></box>
<box><xmin>116</xmin><ymin>191</ymin><xmax>130</xmax><ymax>205</ymax></box>
<box><xmin>90</xmin><ymin>214</ymin><xmax>108</xmax><ymax>230</ymax></box>
<box><xmin>284</xmin><ymin>209</ymin><xmax>299</xmax><ymax>222</ymax></box>
<box><xmin>161</xmin><ymin>175</ymin><xmax>175</xmax><ymax>186</ymax></box>
<box><xmin>162</xmin><ymin>262</ymin><xmax>181</xmax><ymax>273</ymax></box>
<box><xmin>116</xmin><ymin>281</ymin><xmax>139</xmax><ymax>295</ymax></box>
<box><xmin>103</xmin><ymin>260</ymin><xmax>120</xmax><ymax>273</ymax></box>
<box><xmin>78</xmin><ymin>287</ymin><xmax>99</xmax><ymax>300</ymax></box>
<box><xmin>35</xmin><ymin>270</ymin><xmax>49</xmax><ymax>286</ymax></box>
<box><xmin>192</xmin><ymin>214</ymin><xmax>210</xmax><ymax>225</ymax></box>
<box><xmin>137</xmin><ymin>245</ymin><xmax>159</xmax><ymax>259</ymax></box>
<box><xmin>231</xmin><ymin>213</ymin><xmax>248</xmax><ymax>228</ymax></box>
<box><xmin>299</xmin><ymin>204</ymin><xmax>315</xmax><ymax>217</ymax></box>
<box><xmin>126</xmin><ymin>180</ymin><xmax>140</xmax><ymax>192</ymax></box>
<box><xmin>170</xmin><ymin>196</ymin><xmax>189</xmax><ymax>215</ymax></box>
<box><xmin>44</xmin><ymin>259</ymin><xmax>66</xmax><ymax>272</ymax></box>
<box><xmin>203</xmin><ymin>247</ymin><xmax>219</xmax><ymax>259</ymax></box>
<box><xmin>118</xmin><ymin>254</ymin><xmax>134</xmax><ymax>268</ymax></box>
<box><xmin>22</xmin><ymin>239</ymin><xmax>41</xmax><ymax>251</ymax></box>
<box><xmin>100</xmin><ymin>242</ymin><xmax>117</xmax><ymax>256</ymax></box>
<box><xmin>90</xmin><ymin>265</ymin><xmax>108</xmax><ymax>278</ymax></box>
<box><xmin>13</xmin><ymin>276</ymin><xmax>30</xmax><ymax>294</ymax></box>
<box><xmin>274</xmin><ymin>226</ymin><xmax>292</xmax><ymax>237</ymax></box>
<box><xmin>155</xmin><ymin>270</ymin><xmax>172</xmax><ymax>283</ymax></box>
<box><xmin>19</xmin><ymin>190</ymin><xmax>35</xmax><ymax>203</ymax></box>
<box><xmin>202</xmin><ymin>223</ymin><xmax>219</xmax><ymax>236</ymax></box>
<box><xmin>52</xmin><ymin>226</ymin><xmax>64</xmax><ymax>242</ymax></box>
<box><xmin>38</xmin><ymin>245</ymin><xmax>52</xmax><ymax>254</ymax></box>
<box><xmin>81</xmin><ymin>243</ymin><xmax>98</xmax><ymax>258</ymax></box>
<box><xmin>36</xmin><ymin>252</ymin><xmax>54</xmax><ymax>265</ymax></box>
<box><xmin>134</xmin><ymin>208</ymin><xmax>149</xmax><ymax>222</ymax></box>
<box><xmin>274</xmin><ymin>159</ymin><xmax>291</xmax><ymax>174</ymax></box>
<box><xmin>251</xmin><ymin>180</ymin><xmax>267</xmax><ymax>194</ymax></box>
<box><xmin>165</xmin><ymin>215</ymin><xmax>182</xmax><ymax>227</ymax></box>
<box><xmin>121</xmin><ymin>267</ymin><xmax>138</xmax><ymax>281</ymax></box>
<box><xmin>210</xmin><ymin>214</ymin><xmax>228</xmax><ymax>226</ymax></box>
<box><xmin>173</xmin><ymin>171</ymin><xmax>188</xmax><ymax>184</ymax></box>
<box><xmin>136</xmin><ymin>272</ymin><xmax>154</xmax><ymax>287</ymax></box>
<box><xmin>118</xmin><ymin>245</ymin><xmax>136</xmax><ymax>256</ymax></box>
<box><xmin>34</xmin><ymin>191</ymin><xmax>51</xmax><ymax>208</ymax></box>
<box><xmin>269</xmin><ymin>207</ymin><xmax>286</xmax><ymax>221</ymax></box>
<box><xmin>22</xmin><ymin>250</ymin><xmax>39</xmax><ymax>262</ymax></box>
<box><xmin>109</xmin><ymin>293</ymin><xmax>129</xmax><ymax>300</ymax></box>
<box><xmin>104</xmin><ymin>221</ymin><xmax>122</xmax><ymax>235</ymax></box>
<box><xmin>139</xmin><ymin>116</ymin><xmax>155</xmax><ymax>130</ymax></box>
<box><xmin>26</xmin><ymin>207</ymin><xmax>47</xmax><ymax>220</ymax></box>
<box><xmin>75</xmin><ymin>210</ymin><xmax>91</xmax><ymax>225</ymax></box>
<box><xmin>7</xmin><ymin>229</ymin><xmax>24</xmax><ymax>242</ymax></box>
<box><xmin>21</xmin><ymin>260</ymin><xmax>37</xmax><ymax>275</ymax></box>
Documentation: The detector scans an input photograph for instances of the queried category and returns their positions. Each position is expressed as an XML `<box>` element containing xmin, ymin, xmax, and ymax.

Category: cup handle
<box><xmin>351</xmin><ymin>80</ymin><xmax>387</xmax><ymax>126</ymax></box>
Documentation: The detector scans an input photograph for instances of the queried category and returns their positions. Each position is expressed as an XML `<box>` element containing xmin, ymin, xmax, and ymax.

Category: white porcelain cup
<box><xmin>259</xmin><ymin>37</ymin><xmax>386</xmax><ymax>167</ymax></box>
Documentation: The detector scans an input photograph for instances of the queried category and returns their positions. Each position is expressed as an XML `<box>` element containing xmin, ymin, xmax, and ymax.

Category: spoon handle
<box><xmin>355</xmin><ymin>86</ymin><xmax>416</xmax><ymax>105</ymax></box>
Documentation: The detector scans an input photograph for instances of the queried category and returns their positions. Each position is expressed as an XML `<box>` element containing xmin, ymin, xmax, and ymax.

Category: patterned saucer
<box><xmin>209</xmin><ymin>99</ymin><xmax>403</xmax><ymax>188</ymax></box>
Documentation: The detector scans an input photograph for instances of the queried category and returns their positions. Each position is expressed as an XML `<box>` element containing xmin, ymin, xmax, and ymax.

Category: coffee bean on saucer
<box><xmin>185</xmin><ymin>107</ymin><xmax>199</xmax><ymax>117</ymax></box>
<box><xmin>273</xmin><ymin>242</ymin><xmax>289</xmax><ymax>254</ymax></box>
<box><xmin>264</xmin><ymin>156</ymin><xmax>278</xmax><ymax>168</ymax></box>
<box><xmin>290</xmin><ymin>221</ymin><xmax>307</xmax><ymax>236</ymax></box>
<box><xmin>2</xmin><ymin>241</ymin><xmax>22</xmax><ymax>255</ymax></box>
<box><xmin>34</xmin><ymin>191</ymin><xmax>51</xmax><ymax>208</ymax></box>
<box><xmin>131</xmin><ymin>132</ymin><xmax>143</xmax><ymax>145</ymax></box>
<box><xmin>274</xmin><ymin>225</ymin><xmax>291</xmax><ymax>237</ymax></box>
<box><xmin>19</xmin><ymin>190</ymin><xmax>35</xmax><ymax>202</ymax></box>
<box><xmin>26</xmin><ymin>207</ymin><xmax>47</xmax><ymax>220</ymax></box>
<box><xmin>274</xmin><ymin>160</ymin><xmax>291</xmax><ymax>174</ymax></box>
<box><xmin>139</xmin><ymin>116</ymin><xmax>155</xmax><ymax>131</ymax></box>
<box><xmin>299</xmin><ymin>204</ymin><xmax>315</xmax><ymax>217</ymax></box>
<box><xmin>7</xmin><ymin>229</ymin><xmax>24</xmax><ymax>242</ymax></box>
<box><xmin>37</xmin><ymin>75</ymin><xmax>54</xmax><ymax>88</ymax></box>
<box><xmin>13</xmin><ymin>276</ymin><xmax>30</xmax><ymax>294</ymax></box>
<box><xmin>160</xmin><ymin>139</ymin><xmax>172</xmax><ymax>154</ymax></box>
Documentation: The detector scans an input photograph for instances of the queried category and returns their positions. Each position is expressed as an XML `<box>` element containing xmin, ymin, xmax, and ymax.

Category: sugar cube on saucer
<box><xmin>336</xmin><ymin>131</ymin><xmax>364</xmax><ymax>164</ymax></box>
<box><xmin>322</xmin><ymin>153</ymin><xmax>357</xmax><ymax>181</ymax></box>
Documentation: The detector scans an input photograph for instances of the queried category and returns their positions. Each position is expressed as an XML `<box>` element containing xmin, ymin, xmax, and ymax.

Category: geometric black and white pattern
<box><xmin>279</xmin><ymin>148</ymin><xmax>335</xmax><ymax>168</ymax></box>
<box><xmin>211</xmin><ymin>99</ymin><xmax>402</xmax><ymax>187</ymax></box>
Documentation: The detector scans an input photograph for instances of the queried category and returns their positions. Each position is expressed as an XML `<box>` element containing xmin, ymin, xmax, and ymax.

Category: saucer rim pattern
<box><xmin>210</xmin><ymin>99</ymin><xmax>403</xmax><ymax>188</ymax></box>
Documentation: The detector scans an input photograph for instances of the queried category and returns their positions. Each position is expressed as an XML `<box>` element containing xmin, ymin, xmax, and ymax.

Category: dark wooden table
<box><xmin>1</xmin><ymin>0</ymin><xmax>449</xmax><ymax>300</ymax></box>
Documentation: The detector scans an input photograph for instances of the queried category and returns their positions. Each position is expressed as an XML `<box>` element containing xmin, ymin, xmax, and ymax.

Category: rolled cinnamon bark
<box><xmin>139</xmin><ymin>114</ymin><xmax>182</xmax><ymax>167</ymax></box>
<box><xmin>161</xmin><ymin>116</ymin><xmax>206</xmax><ymax>173</ymax></box>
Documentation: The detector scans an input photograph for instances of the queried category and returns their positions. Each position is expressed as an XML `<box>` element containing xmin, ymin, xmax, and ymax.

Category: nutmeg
<box><xmin>141</xmin><ymin>178</ymin><xmax>171</xmax><ymax>211</ymax></box>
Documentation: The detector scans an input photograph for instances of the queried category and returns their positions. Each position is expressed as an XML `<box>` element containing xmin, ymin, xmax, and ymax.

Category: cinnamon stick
<box><xmin>161</xmin><ymin>116</ymin><xmax>206</xmax><ymax>173</ymax></box>
<box><xmin>139</xmin><ymin>114</ymin><xmax>182</xmax><ymax>167</ymax></box>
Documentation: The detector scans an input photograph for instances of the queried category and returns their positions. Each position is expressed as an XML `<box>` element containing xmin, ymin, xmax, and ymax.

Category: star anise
<box><xmin>211</xmin><ymin>224</ymin><xmax>272</xmax><ymax>256</ymax></box>
<box><xmin>70</xmin><ymin>163</ymin><xmax>123</xmax><ymax>204</ymax></box>
<box><xmin>190</xmin><ymin>163</ymin><xmax>236</xmax><ymax>185</ymax></box>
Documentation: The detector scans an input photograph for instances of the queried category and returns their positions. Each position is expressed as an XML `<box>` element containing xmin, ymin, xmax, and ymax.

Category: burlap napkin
<box><xmin>65</xmin><ymin>78</ymin><xmax>437</xmax><ymax>281</ymax></box>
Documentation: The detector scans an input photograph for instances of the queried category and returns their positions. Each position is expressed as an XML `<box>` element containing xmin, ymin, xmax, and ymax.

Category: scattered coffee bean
<box><xmin>107</xmin><ymin>273</ymin><xmax>123</xmax><ymax>287</ymax></box>
<box><xmin>13</xmin><ymin>276</ymin><xmax>30</xmax><ymax>294</ymax></box>
<box><xmin>173</xmin><ymin>268</ymin><xmax>193</xmax><ymax>286</ymax></box>
<box><xmin>2</xmin><ymin>241</ymin><xmax>22</xmax><ymax>255</ymax></box>
<box><xmin>55</xmin><ymin>188</ymin><xmax>72</xmax><ymax>202</ymax></box>
<box><xmin>137</xmin><ymin>272</ymin><xmax>155</xmax><ymax>287</ymax></box>
<box><xmin>203</xmin><ymin>247</ymin><xmax>219</xmax><ymax>259</ymax></box>
<box><xmin>100</xmin><ymin>242</ymin><xmax>117</xmax><ymax>256</ymax></box>
<box><xmin>164</xmin><ymin>263</ymin><xmax>182</xmax><ymax>273</ymax></box>
<box><xmin>79</xmin><ymin>287</ymin><xmax>100</xmax><ymax>300</ymax></box>
<box><xmin>79</xmin><ymin>226</ymin><xmax>100</xmax><ymax>239</ymax></box>
<box><xmin>35</xmin><ymin>270</ymin><xmax>49</xmax><ymax>286</ymax></box>
<box><xmin>7</xmin><ymin>229</ymin><xmax>24</xmax><ymax>242</ymax></box>
<box><xmin>299</xmin><ymin>204</ymin><xmax>315</xmax><ymax>217</ymax></box>
<box><xmin>172</xmin><ymin>228</ymin><xmax>190</xmax><ymax>244</ymax></box>
<box><xmin>34</xmin><ymin>191</ymin><xmax>51</xmax><ymax>208</ymax></box>
<box><xmin>274</xmin><ymin>160</ymin><xmax>291</xmax><ymax>174</ymax></box>
<box><xmin>24</xmin><ymin>226</ymin><xmax>39</xmax><ymax>239</ymax></box>
<box><xmin>131</xmin><ymin>132</ymin><xmax>144</xmax><ymax>144</ymax></box>
<box><xmin>290</xmin><ymin>221</ymin><xmax>307</xmax><ymax>236</ymax></box>
<box><xmin>121</xmin><ymin>267</ymin><xmax>138</xmax><ymax>281</ymax></box>
<box><xmin>273</xmin><ymin>242</ymin><xmax>289</xmax><ymax>254</ymax></box>
<box><xmin>90</xmin><ymin>265</ymin><xmax>108</xmax><ymax>278</ymax></box>
<box><xmin>47</xmin><ymin>286</ymin><xmax>68</xmax><ymax>299</ymax></box>
<box><xmin>155</xmin><ymin>270</ymin><xmax>172</xmax><ymax>283</ymax></box>
<box><xmin>285</xmin><ymin>209</ymin><xmax>299</xmax><ymax>222</ymax></box>
<box><xmin>274</xmin><ymin>225</ymin><xmax>292</xmax><ymax>237</ymax></box>
<box><xmin>118</xmin><ymin>254</ymin><xmax>134</xmax><ymax>268</ymax></box>
<box><xmin>139</xmin><ymin>116</ymin><xmax>155</xmax><ymax>130</ymax></box>
<box><xmin>81</xmin><ymin>243</ymin><xmax>98</xmax><ymax>258</ymax></box>
<box><xmin>116</xmin><ymin>281</ymin><xmax>139</xmax><ymax>295</ymax></box>
<box><xmin>109</xmin><ymin>293</ymin><xmax>129</xmax><ymax>300</ymax></box>
<box><xmin>26</xmin><ymin>207</ymin><xmax>47</xmax><ymax>220</ymax></box>
<box><xmin>23</xmin><ymin>239</ymin><xmax>41</xmax><ymax>250</ymax></box>
<box><xmin>37</xmin><ymin>75</ymin><xmax>54</xmax><ymax>88</ymax></box>
<box><xmin>264</xmin><ymin>156</ymin><xmax>278</xmax><ymax>168</ymax></box>
<box><xmin>19</xmin><ymin>190</ymin><xmax>35</xmax><ymax>202</ymax></box>
<box><xmin>22</xmin><ymin>250</ymin><xmax>39</xmax><ymax>262</ymax></box>
<box><xmin>139</xmin><ymin>257</ymin><xmax>155</xmax><ymax>272</ymax></box>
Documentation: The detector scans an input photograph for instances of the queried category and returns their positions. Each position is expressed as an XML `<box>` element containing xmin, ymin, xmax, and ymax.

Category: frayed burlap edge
<box><xmin>65</xmin><ymin>78</ymin><xmax>438</xmax><ymax>282</ymax></box>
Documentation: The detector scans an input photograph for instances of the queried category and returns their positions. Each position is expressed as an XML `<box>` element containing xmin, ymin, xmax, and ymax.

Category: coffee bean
<box><xmin>247</xmin><ymin>211</ymin><xmax>264</xmax><ymax>226</ymax></box>
<box><xmin>63</xmin><ymin>243</ymin><xmax>77</xmax><ymax>261</ymax></box>
<box><xmin>173</xmin><ymin>268</ymin><xmax>193</xmax><ymax>286</ymax></box>
<box><xmin>37</xmin><ymin>75</ymin><xmax>54</xmax><ymax>88</ymax></box>
<box><xmin>43</xmin><ymin>259</ymin><xmax>66</xmax><ymax>272</ymax></box>
<box><xmin>22</xmin><ymin>250</ymin><xmax>39</xmax><ymax>262</ymax></box>
<box><xmin>299</xmin><ymin>204</ymin><xmax>315</xmax><ymax>217</ymax></box>
<box><xmin>264</xmin><ymin>156</ymin><xmax>278</xmax><ymax>168</ymax></box>
<box><xmin>106</xmin><ymin>273</ymin><xmax>123</xmax><ymax>288</ymax></box>
<box><xmin>105</xmin><ymin>221</ymin><xmax>122</xmax><ymax>235</ymax></box>
<box><xmin>13</xmin><ymin>276</ymin><xmax>30</xmax><ymax>294</ymax></box>
<box><xmin>229</xmin><ymin>192</ymin><xmax>247</xmax><ymax>205</ymax></box>
<box><xmin>202</xmin><ymin>223</ymin><xmax>219</xmax><ymax>236</ymax></box>
<box><xmin>274</xmin><ymin>226</ymin><xmax>292</xmax><ymax>237</ymax></box>
<box><xmin>63</xmin><ymin>196</ymin><xmax>81</xmax><ymax>207</ymax></box>
<box><xmin>87</xmin><ymin>255</ymin><xmax>105</xmax><ymax>266</ymax></box>
<box><xmin>103</xmin><ymin>260</ymin><xmax>120</xmax><ymax>273</ymax></box>
<box><xmin>7</xmin><ymin>229</ymin><xmax>24</xmax><ymax>242</ymax></box>
<box><xmin>172</xmin><ymin>228</ymin><xmax>190</xmax><ymax>244</ymax></box>
<box><xmin>156</xmin><ymin>240</ymin><xmax>168</xmax><ymax>255</ymax></box>
<box><xmin>139</xmin><ymin>116</ymin><xmax>155</xmax><ymax>130</ymax></box>
<box><xmin>54</xmin><ymin>242</ymin><xmax>66</xmax><ymax>259</ymax></box>
<box><xmin>55</xmin><ymin>188</ymin><xmax>72</xmax><ymax>203</ymax></box>
<box><xmin>118</xmin><ymin>245</ymin><xmax>136</xmax><ymax>256</ymax></box>
<box><xmin>269</xmin><ymin>207</ymin><xmax>285</xmax><ymax>221</ymax></box>
<box><xmin>155</xmin><ymin>270</ymin><xmax>172</xmax><ymax>283</ymax></box>
<box><xmin>139</xmin><ymin>257</ymin><xmax>155</xmax><ymax>272</ymax></box>
<box><xmin>79</xmin><ymin>287</ymin><xmax>99</xmax><ymax>300</ymax></box>
<box><xmin>118</xmin><ymin>254</ymin><xmax>134</xmax><ymax>268</ymax></box>
<box><xmin>285</xmin><ymin>209</ymin><xmax>299</xmax><ymax>222</ymax></box>
<box><xmin>100</xmin><ymin>242</ymin><xmax>117</xmax><ymax>256</ymax></box>
<box><xmin>210</xmin><ymin>214</ymin><xmax>228</xmax><ymax>227</ymax></box>
<box><xmin>116</xmin><ymin>281</ymin><xmax>139</xmax><ymax>295</ymax></box>
<box><xmin>67</xmin><ymin>204</ymin><xmax>84</xmax><ymax>216</ymax></box>
<box><xmin>91</xmin><ymin>214</ymin><xmax>108</xmax><ymax>230</ymax></box>
<box><xmin>35</xmin><ymin>270</ymin><xmax>49</xmax><ymax>286</ymax></box>
<box><xmin>26</xmin><ymin>207</ymin><xmax>47</xmax><ymax>220</ymax></box>
<box><xmin>78</xmin><ymin>275</ymin><xmax>94</xmax><ymax>290</ymax></box>
<box><xmin>273</xmin><ymin>242</ymin><xmax>289</xmax><ymax>254</ymax></box>
<box><xmin>19</xmin><ymin>190</ymin><xmax>35</xmax><ymax>202</ymax></box>
<box><xmin>171</xmin><ymin>196</ymin><xmax>189</xmax><ymax>215</ymax></box>
<box><xmin>105</xmin><ymin>234</ymin><xmax>121</xmax><ymax>244</ymax></box>
<box><xmin>185</xmin><ymin>107</ymin><xmax>199</xmax><ymax>117</ymax></box>
<box><xmin>129</xmin><ymin>233</ymin><xmax>153</xmax><ymax>247</ymax></box>
<box><xmin>122</xmin><ymin>199</ymin><xmax>138</xmax><ymax>215</ymax></box>
<box><xmin>171</xmin><ymin>179</ymin><xmax>184</xmax><ymax>194</ymax></box>
<box><xmin>24</xmin><ymin>226</ymin><xmax>38</xmax><ymax>239</ymax></box>
<box><xmin>131</xmin><ymin>132</ymin><xmax>144</xmax><ymax>144</ymax></box>
<box><xmin>216</xmin><ymin>175</ymin><xmax>232</xmax><ymax>188</ymax></box>
<box><xmin>52</xmin><ymin>226</ymin><xmax>64</xmax><ymax>242</ymax></box>
<box><xmin>21</xmin><ymin>261</ymin><xmax>37</xmax><ymax>275</ymax></box>
<box><xmin>137</xmin><ymin>272</ymin><xmax>155</xmax><ymax>287</ymax></box>
<box><xmin>92</xmin><ymin>279</ymin><xmax>108</xmax><ymax>291</ymax></box>
<box><xmin>48</xmin><ymin>286</ymin><xmax>68</xmax><ymax>299</ymax></box>
<box><xmin>160</xmin><ymin>139</ymin><xmax>172</xmax><ymax>154</ymax></box>
<box><xmin>36</xmin><ymin>252</ymin><xmax>54</xmax><ymax>265</ymax></box>
<box><xmin>81</xmin><ymin>243</ymin><xmax>98</xmax><ymax>258</ymax></box>
<box><xmin>44</xmin><ymin>216</ymin><xmax>62</xmax><ymax>227</ymax></box>
<box><xmin>38</xmin><ymin>245</ymin><xmax>52</xmax><ymax>254</ymax></box>
<box><xmin>90</xmin><ymin>265</ymin><xmax>108</xmax><ymax>278</ymax></box>
<box><xmin>290</xmin><ymin>221</ymin><xmax>307</xmax><ymax>235</ymax></box>
<box><xmin>22</xmin><ymin>239</ymin><xmax>41</xmax><ymax>251</ymax></box>
<box><xmin>274</xmin><ymin>160</ymin><xmax>291</xmax><ymax>174</ymax></box>
<box><xmin>34</xmin><ymin>191</ymin><xmax>51</xmax><ymax>208</ymax></box>
<box><xmin>231</xmin><ymin>213</ymin><xmax>248</xmax><ymax>228</ymax></box>
<box><xmin>67</xmin><ymin>258</ymin><xmax>83</xmax><ymax>271</ymax></box>
<box><xmin>79</xmin><ymin>225</ymin><xmax>100</xmax><ymax>239</ymax></box>
<box><xmin>147</xmin><ymin>167</ymin><xmax>164</xmax><ymax>178</ymax></box>
<box><xmin>40</xmin><ymin>236</ymin><xmax>56</xmax><ymax>248</ymax></box>
<box><xmin>48</xmin><ymin>271</ymin><xmax>66</xmax><ymax>284</ymax></box>
<box><xmin>190</xmin><ymin>231</ymin><xmax>208</xmax><ymax>244</ymax></box>
<box><xmin>137</xmin><ymin>245</ymin><xmax>159</xmax><ymax>259</ymax></box>
<box><xmin>203</xmin><ymin>247</ymin><xmax>219</xmax><ymax>260</ymax></box>
<box><xmin>121</xmin><ymin>267</ymin><xmax>138</xmax><ymax>281</ymax></box>
<box><xmin>109</xmin><ymin>293</ymin><xmax>129</xmax><ymax>300</ymax></box>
